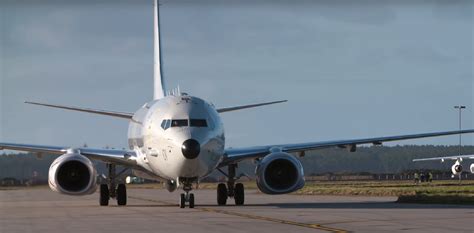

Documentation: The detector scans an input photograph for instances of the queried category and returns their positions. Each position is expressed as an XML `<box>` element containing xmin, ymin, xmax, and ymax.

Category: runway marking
<box><xmin>130</xmin><ymin>196</ymin><xmax>349</xmax><ymax>233</ymax></box>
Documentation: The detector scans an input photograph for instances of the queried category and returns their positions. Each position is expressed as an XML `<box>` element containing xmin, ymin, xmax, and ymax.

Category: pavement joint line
<box><xmin>129</xmin><ymin>196</ymin><xmax>349</xmax><ymax>233</ymax></box>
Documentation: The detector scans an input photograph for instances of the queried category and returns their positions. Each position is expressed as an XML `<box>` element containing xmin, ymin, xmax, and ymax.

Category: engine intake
<box><xmin>451</xmin><ymin>161</ymin><xmax>463</xmax><ymax>175</ymax></box>
<box><xmin>470</xmin><ymin>163</ymin><xmax>474</xmax><ymax>174</ymax></box>
<box><xmin>256</xmin><ymin>152</ymin><xmax>305</xmax><ymax>194</ymax></box>
<box><xmin>49</xmin><ymin>153</ymin><xmax>97</xmax><ymax>195</ymax></box>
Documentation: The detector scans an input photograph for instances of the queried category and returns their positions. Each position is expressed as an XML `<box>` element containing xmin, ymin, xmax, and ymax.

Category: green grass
<box><xmin>295</xmin><ymin>180</ymin><xmax>474</xmax><ymax>197</ymax></box>
<box><xmin>295</xmin><ymin>180</ymin><xmax>474</xmax><ymax>205</ymax></box>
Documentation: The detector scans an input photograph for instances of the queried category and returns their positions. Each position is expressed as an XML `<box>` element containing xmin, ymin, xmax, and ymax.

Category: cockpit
<box><xmin>161</xmin><ymin>119</ymin><xmax>208</xmax><ymax>130</ymax></box>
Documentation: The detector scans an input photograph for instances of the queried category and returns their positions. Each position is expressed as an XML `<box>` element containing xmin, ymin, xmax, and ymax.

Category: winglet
<box><xmin>216</xmin><ymin>100</ymin><xmax>288</xmax><ymax>113</ymax></box>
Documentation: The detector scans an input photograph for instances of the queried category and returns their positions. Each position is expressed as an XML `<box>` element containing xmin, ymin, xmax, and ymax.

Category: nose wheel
<box><xmin>179</xmin><ymin>192</ymin><xmax>195</xmax><ymax>208</ymax></box>
<box><xmin>179</xmin><ymin>178</ymin><xmax>196</xmax><ymax>208</ymax></box>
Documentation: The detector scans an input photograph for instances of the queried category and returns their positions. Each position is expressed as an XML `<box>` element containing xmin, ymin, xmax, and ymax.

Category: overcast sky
<box><xmin>1</xmin><ymin>0</ymin><xmax>473</xmax><ymax>151</ymax></box>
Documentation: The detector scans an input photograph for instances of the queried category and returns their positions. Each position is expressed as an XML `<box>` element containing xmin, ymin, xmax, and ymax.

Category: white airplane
<box><xmin>1</xmin><ymin>0</ymin><xmax>474</xmax><ymax>208</ymax></box>
<box><xmin>413</xmin><ymin>155</ymin><xmax>474</xmax><ymax>178</ymax></box>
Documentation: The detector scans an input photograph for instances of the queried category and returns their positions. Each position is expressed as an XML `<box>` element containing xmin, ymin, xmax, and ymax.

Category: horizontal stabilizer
<box><xmin>217</xmin><ymin>100</ymin><xmax>287</xmax><ymax>113</ymax></box>
<box><xmin>25</xmin><ymin>101</ymin><xmax>134</xmax><ymax>120</ymax></box>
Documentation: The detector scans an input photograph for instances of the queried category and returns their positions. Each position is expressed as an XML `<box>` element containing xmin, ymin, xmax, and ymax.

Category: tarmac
<box><xmin>0</xmin><ymin>187</ymin><xmax>472</xmax><ymax>233</ymax></box>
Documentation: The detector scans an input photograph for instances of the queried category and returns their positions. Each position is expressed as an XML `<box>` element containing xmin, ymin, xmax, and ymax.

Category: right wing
<box><xmin>0</xmin><ymin>142</ymin><xmax>137</xmax><ymax>167</ymax></box>
<box><xmin>25</xmin><ymin>101</ymin><xmax>134</xmax><ymax>120</ymax></box>
<box><xmin>413</xmin><ymin>154</ymin><xmax>474</xmax><ymax>162</ymax></box>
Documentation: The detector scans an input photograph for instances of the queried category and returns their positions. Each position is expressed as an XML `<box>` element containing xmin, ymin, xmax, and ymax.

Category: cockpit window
<box><xmin>161</xmin><ymin>119</ymin><xmax>171</xmax><ymax>130</ymax></box>
<box><xmin>171</xmin><ymin>119</ymin><xmax>188</xmax><ymax>127</ymax></box>
<box><xmin>161</xmin><ymin>120</ymin><xmax>167</xmax><ymax>130</ymax></box>
<box><xmin>161</xmin><ymin>119</ymin><xmax>208</xmax><ymax>130</ymax></box>
<box><xmin>190</xmin><ymin>119</ymin><xmax>208</xmax><ymax>127</ymax></box>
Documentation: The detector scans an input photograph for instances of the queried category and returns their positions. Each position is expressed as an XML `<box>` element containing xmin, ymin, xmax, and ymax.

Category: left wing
<box><xmin>413</xmin><ymin>154</ymin><xmax>474</xmax><ymax>162</ymax></box>
<box><xmin>0</xmin><ymin>142</ymin><xmax>137</xmax><ymax>166</ymax></box>
<box><xmin>216</xmin><ymin>100</ymin><xmax>287</xmax><ymax>113</ymax></box>
<box><xmin>220</xmin><ymin>129</ymin><xmax>474</xmax><ymax>166</ymax></box>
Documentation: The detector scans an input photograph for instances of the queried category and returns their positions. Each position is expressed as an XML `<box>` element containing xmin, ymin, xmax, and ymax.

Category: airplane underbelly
<box><xmin>149</xmin><ymin>150</ymin><xmax>221</xmax><ymax>180</ymax></box>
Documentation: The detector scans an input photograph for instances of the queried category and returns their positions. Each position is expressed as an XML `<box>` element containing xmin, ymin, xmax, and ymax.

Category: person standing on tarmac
<box><xmin>428</xmin><ymin>172</ymin><xmax>433</xmax><ymax>183</ymax></box>
<box><xmin>414</xmin><ymin>172</ymin><xmax>420</xmax><ymax>184</ymax></box>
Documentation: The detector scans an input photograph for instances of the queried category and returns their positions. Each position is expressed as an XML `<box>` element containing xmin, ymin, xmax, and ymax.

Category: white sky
<box><xmin>1</xmin><ymin>0</ymin><xmax>473</xmax><ymax>150</ymax></box>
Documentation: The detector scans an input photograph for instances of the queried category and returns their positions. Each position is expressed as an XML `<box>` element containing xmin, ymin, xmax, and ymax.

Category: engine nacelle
<box><xmin>48</xmin><ymin>153</ymin><xmax>97</xmax><ymax>195</ymax></box>
<box><xmin>256</xmin><ymin>152</ymin><xmax>305</xmax><ymax>194</ymax></box>
<box><xmin>451</xmin><ymin>160</ymin><xmax>463</xmax><ymax>175</ymax></box>
<box><xmin>470</xmin><ymin>163</ymin><xmax>474</xmax><ymax>174</ymax></box>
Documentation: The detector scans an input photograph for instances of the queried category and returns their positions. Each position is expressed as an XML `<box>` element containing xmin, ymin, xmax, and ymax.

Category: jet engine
<box><xmin>255</xmin><ymin>152</ymin><xmax>305</xmax><ymax>194</ymax></box>
<box><xmin>470</xmin><ymin>163</ymin><xmax>474</xmax><ymax>174</ymax></box>
<box><xmin>451</xmin><ymin>160</ymin><xmax>463</xmax><ymax>175</ymax></box>
<box><xmin>48</xmin><ymin>153</ymin><xmax>97</xmax><ymax>195</ymax></box>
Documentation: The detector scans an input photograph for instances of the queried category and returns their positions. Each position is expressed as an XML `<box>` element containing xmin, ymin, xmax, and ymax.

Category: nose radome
<box><xmin>181</xmin><ymin>139</ymin><xmax>200</xmax><ymax>159</ymax></box>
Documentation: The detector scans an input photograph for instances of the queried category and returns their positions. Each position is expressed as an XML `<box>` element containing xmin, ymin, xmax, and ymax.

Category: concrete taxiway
<box><xmin>0</xmin><ymin>187</ymin><xmax>472</xmax><ymax>233</ymax></box>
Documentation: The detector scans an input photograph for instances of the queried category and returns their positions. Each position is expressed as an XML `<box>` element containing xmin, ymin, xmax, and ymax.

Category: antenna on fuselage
<box><xmin>153</xmin><ymin>0</ymin><xmax>166</xmax><ymax>99</ymax></box>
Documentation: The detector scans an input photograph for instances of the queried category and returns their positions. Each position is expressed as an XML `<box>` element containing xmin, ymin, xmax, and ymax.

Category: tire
<box><xmin>100</xmin><ymin>184</ymin><xmax>109</xmax><ymax>206</ymax></box>
<box><xmin>189</xmin><ymin>193</ymin><xmax>195</xmax><ymax>208</ymax></box>
<box><xmin>217</xmin><ymin>183</ymin><xmax>228</xmax><ymax>206</ymax></box>
<box><xmin>179</xmin><ymin>193</ymin><xmax>186</xmax><ymax>208</ymax></box>
<box><xmin>234</xmin><ymin>183</ymin><xmax>245</xmax><ymax>206</ymax></box>
<box><xmin>117</xmin><ymin>184</ymin><xmax>127</xmax><ymax>206</ymax></box>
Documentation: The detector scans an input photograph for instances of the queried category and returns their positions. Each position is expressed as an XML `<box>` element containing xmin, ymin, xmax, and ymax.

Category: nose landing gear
<box><xmin>179</xmin><ymin>178</ymin><xmax>196</xmax><ymax>208</ymax></box>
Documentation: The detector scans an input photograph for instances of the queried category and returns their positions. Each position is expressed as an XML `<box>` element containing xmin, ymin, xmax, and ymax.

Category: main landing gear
<box><xmin>100</xmin><ymin>163</ymin><xmax>129</xmax><ymax>206</ymax></box>
<box><xmin>179</xmin><ymin>178</ymin><xmax>196</xmax><ymax>208</ymax></box>
<box><xmin>217</xmin><ymin>164</ymin><xmax>245</xmax><ymax>206</ymax></box>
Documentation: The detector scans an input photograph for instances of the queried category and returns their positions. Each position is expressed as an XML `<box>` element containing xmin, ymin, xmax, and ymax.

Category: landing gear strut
<box><xmin>217</xmin><ymin>164</ymin><xmax>245</xmax><ymax>206</ymax></box>
<box><xmin>179</xmin><ymin>178</ymin><xmax>196</xmax><ymax>208</ymax></box>
<box><xmin>100</xmin><ymin>163</ymin><xmax>128</xmax><ymax>206</ymax></box>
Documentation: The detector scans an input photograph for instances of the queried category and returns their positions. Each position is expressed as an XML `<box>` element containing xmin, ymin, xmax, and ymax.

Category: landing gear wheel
<box><xmin>100</xmin><ymin>184</ymin><xmax>109</xmax><ymax>206</ymax></box>
<box><xmin>117</xmin><ymin>184</ymin><xmax>127</xmax><ymax>206</ymax></box>
<box><xmin>217</xmin><ymin>183</ymin><xmax>228</xmax><ymax>206</ymax></box>
<box><xmin>234</xmin><ymin>183</ymin><xmax>244</xmax><ymax>206</ymax></box>
<box><xmin>179</xmin><ymin>193</ymin><xmax>186</xmax><ymax>208</ymax></box>
<box><xmin>189</xmin><ymin>193</ymin><xmax>195</xmax><ymax>208</ymax></box>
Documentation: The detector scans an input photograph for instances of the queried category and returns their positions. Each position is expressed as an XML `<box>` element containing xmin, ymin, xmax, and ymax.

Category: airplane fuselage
<box><xmin>128</xmin><ymin>94</ymin><xmax>225</xmax><ymax>182</ymax></box>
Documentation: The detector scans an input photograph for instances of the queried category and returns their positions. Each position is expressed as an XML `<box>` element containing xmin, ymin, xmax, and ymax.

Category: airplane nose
<box><xmin>181</xmin><ymin>139</ymin><xmax>200</xmax><ymax>159</ymax></box>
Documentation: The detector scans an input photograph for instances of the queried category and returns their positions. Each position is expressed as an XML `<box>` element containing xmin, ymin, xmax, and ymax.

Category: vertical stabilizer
<box><xmin>153</xmin><ymin>0</ymin><xmax>166</xmax><ymax>99</ymax></box>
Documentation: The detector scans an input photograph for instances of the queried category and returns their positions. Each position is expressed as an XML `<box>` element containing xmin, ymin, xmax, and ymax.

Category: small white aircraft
<box><xmin>413</xmin><ymin>155</ymin><xmax>474</xmax><ymax>179</ymax></box>
<box><xmin>1</xmin><ymin>1</ymin><xmax>474</xmax><ymax>208</ymax></box>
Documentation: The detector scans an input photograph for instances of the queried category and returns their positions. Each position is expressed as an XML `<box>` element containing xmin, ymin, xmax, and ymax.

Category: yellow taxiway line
<box><xmin>130</xmin><ymin>196</ymin><xmax>348</xmax><ymax>233</ymax></box>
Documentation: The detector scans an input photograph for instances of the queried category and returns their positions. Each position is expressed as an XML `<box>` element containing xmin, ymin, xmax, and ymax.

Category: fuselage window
<box><xmin>171</xmin><ymin>119</ymin><xmax>188</xmax><ymax>127</ymax></box>
<box><xmin>190</xmin><ymin>119</ymin><xmax>208</xmax><ymax>127</ymax></box>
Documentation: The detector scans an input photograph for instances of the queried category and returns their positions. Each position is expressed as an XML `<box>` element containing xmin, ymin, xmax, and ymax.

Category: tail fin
<box><xmin>153</xmin><ymin>0</ymin><xmax>166</xmax><ymax>99</ymax></box>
